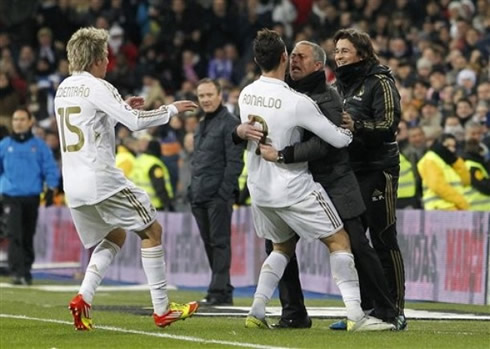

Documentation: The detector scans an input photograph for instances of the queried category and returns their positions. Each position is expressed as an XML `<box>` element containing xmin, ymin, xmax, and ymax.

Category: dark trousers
<box><xmin>4</xmin><ymin>195</ymin><xmax>40</xmax><ymax>281</ymax></box>
<box><xmin>192</xmin><ymin>198</ymin><xmax>234</xmax><ymax>299</ymax></box>
<box><xmin>356</xmin><ymin>166</ymin><xmax>406</xmax><ymax>315</ymax></box>
<box><xmin>344</xmin><ymin>216</ymin><xmax>397</xmax><ymax>320</ymax></box>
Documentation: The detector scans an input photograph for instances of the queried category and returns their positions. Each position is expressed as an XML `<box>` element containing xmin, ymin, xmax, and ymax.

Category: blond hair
<box><xmin>66</xmin><ymin>27</ymin><xmax>108</xmax><ymax>74</ymax></box>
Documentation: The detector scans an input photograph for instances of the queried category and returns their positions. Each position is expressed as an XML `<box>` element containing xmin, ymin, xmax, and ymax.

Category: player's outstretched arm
<box><xmin>172</xmin><ymin>100</ymin><xmax>199</xmax><ymax>113</ymax></box>
<box><xmin>96</xmin><ymin>80</ymin><xmax>197</xmax><ymax>131</ymax></box>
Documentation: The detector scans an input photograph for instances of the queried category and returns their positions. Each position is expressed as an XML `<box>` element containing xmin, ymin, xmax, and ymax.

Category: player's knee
<box><xmin>137</xmin><ymin>221</ymin><xmax>162</xmax><ymax>244</ymax></box>
<box><xmin>323</xmin><ymin>228</ymin><xmax>351</xmax><ymax>252</ymax></box>
<box><xmin>105</xmin><ymin>228</ymin><xmax>126</xmax><ymax>248</ymax></box>
<box><xmin>272</xmin><ymin>237</ymin><xmax>296</xmax><ymax>258</ymax></box>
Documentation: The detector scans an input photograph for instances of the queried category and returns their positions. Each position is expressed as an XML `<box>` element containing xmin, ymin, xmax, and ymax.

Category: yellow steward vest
<box><xmin>115</xmin><ymin>145</ymin><xmax>136</xmax><ymax>178</ymax></box>
<box><xmin>419</xmin><ymin>151</ymin><xmax>465</xmax><ymax>210</ymax></box>
<box><xmin>130</xmin><ymin>154</ymin><xmax>173</xmax><ymax>209</ymax></box>
<box><xmin>238</xmin><ymin>151</ymin><xmax>251</xmax><ymax>205</ymax></box>
<box><xmin>463</xmin><ymin>159</ymin><xmax>490</xmax><ymax>211</ymax></box>
<box><xmin>398</xmin><ymin>153</ymin><xmax>416</xmax><ymax>199</ymax></box>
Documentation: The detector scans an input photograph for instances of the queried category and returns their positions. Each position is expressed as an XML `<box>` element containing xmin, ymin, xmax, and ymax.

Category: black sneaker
<box><xmin>271</xmin><ymin>316</ymin><xmax>312</xmax><ymax>329</ymax></box>
<box><xmin>394</xmin><ymin>315</ymin><xmax>407</xmax><ymax>331</ymax></box>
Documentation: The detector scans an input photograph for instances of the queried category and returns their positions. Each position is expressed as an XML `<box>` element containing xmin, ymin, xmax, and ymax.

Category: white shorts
<box><xmin>70</xmin><ymin>186</ymin><xmax>157</xmax><ymax>248</ymax></box>
<box><xmin>251</xmin><ymin>184</ymin><xmax>343</xmax><ymax>243</ymax></box>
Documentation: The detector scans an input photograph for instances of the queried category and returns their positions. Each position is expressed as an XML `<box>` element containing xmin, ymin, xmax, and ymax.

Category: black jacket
<box><xmin>281</xmin><ymin>70</ymin><xmax>365</xmax><ymax>219</ymax></box>
<box><xmin>335</xmin><ymin>60</ymin><xmax>401</xmax><ymax>172</ymax></box>
<box><xmin>189</xmin><ymin>105</ymin><xmax>244</xmax><ymax>203</ymax></box>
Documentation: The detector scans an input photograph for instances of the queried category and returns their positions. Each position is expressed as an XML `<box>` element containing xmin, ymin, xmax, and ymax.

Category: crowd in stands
<box><xmin>0</xmin><ymin>0</ymin><xmax>488</xmax><ymax>210</ymax></box>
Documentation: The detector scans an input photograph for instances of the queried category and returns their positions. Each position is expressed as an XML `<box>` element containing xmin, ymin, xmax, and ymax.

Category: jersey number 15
<box><xmin>57</xmin><ymin>106</ymin><xmax>85</xmax><ymax>152</ymax></box>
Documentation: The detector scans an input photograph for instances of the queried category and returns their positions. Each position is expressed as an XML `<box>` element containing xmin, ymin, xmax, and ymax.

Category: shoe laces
<box><xmin>168</xmin><ymin>302</ymin><xmax>187</xmax><ymax>313</ymax></box>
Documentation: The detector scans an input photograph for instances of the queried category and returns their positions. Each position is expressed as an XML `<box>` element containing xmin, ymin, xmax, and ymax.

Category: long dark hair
<box><xmin>333</xmin><ymin>28</ymin><xmax>379</xmax><ymax>65</ymax></box>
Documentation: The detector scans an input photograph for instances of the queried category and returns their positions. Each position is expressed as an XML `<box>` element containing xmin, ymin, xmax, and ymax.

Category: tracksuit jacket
<box><xmin>0</xmin><ymin>133</ymin><xmax>59</xmax><ymax>196</ymax></box>
<box><xmin>335</xmin><ymin>60</ymin><xmax>401</xmax><ymax>173</ymax></box>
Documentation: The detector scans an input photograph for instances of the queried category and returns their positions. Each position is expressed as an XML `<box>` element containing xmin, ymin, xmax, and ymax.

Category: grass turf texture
<box><xmin>1</xmin><ymin>277</ymin><xmax>489</xmax><ymax>349</ymax></box>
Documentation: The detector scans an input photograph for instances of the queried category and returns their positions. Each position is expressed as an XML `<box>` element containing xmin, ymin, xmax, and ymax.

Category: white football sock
<box><xmin>330</xmin><ymin>251</ymin><xmax>364</xmax><ymax>322</ymax></box>
<box><xmin>250</xmin><ymin>251</ymin><xmax>289</xmax><ymax>319</ymax></box>
<box><xmin>141</xmin><ymin>245</ymin><xmax>169</xmax><ymax>316</ymax></box>
<box><xmin>79</xmin><ymin>239</ymin><xmax>120</xmax><ymax>304</ymax></box>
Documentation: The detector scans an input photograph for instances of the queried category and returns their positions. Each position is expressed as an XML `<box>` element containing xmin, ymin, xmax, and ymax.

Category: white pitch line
<box><xmin>0</xmin><ymin>314</ymin><xmax>294</xmax><ymax>349</ymax></box>
<box><xmin>0</xmin><ymin>283</ymin><xmax>177</xmax><ymax>292</ymax></box>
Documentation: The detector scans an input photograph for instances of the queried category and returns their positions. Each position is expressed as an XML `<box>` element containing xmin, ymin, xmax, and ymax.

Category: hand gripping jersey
<box><xmin>54</xmin><ymin>71</ymin><xmax>177</xmax><ymax>207</ymax></box>
<box><xmin>239</xmin><ymin>76</ymin><xmax>352</xmax><ymax>207</ymax></box>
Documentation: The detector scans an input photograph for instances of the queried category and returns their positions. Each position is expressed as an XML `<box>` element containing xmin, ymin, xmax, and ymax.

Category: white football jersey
<box><xmin>54</xmin><ymin>71</ymin><xmax>177</xmax><ymax>207</ymax></box>
<box><xmin>239</xmin><ymin>76</ymin><xmax>352</xmax><ymax>207</ymax></box>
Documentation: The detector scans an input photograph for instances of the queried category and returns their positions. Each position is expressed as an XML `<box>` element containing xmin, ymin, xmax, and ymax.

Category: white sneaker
<box><xmin>347</xmin><ymin>315</ymin><xmax>395</xmax><ymax>332</ymax></box>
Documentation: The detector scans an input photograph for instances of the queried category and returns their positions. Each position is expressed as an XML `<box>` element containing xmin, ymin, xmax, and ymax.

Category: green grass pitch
<box><xmin>1</xmin><ymin>278</ymin><xmax>489</xmax><ymax>349</ymax></box>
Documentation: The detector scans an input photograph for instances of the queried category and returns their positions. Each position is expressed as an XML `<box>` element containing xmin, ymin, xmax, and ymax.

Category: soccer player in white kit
<box><xmin>238</xmin><ymin>29</ymin><xmax>394</xmax><ymax>332</ymax></box>
<box><xmin>54</xmin><ymin>27</ymin><xmax>199</xmax><ymax>330</ymax></box>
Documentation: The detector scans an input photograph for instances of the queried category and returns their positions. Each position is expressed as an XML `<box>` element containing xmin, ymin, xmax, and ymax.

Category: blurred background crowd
<box><xmin>0</xmin><ymin>0</ymin><xmax>489</xmax><ymax>211</ymax></box>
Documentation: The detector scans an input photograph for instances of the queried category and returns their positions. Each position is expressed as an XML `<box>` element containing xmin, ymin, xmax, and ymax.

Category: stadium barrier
<box><xmin>32</xmin><ymin>207</ymin><xmax>489</xmax><ymax>305</ymax></box>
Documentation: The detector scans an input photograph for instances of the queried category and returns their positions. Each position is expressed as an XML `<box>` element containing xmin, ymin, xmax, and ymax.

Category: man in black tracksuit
<box><xmin>190</xmin><ymin>78</ymin><xmax>244</xmax><ymax>305</ymax></box>
<box><xmin>334</xmin><ymin>29</ymin><xmax>406</xmax><ymax>328</ymax></box>
<box><xmin>235</xmin><ymin>41</ymin><xmax>397</xmax><ymax>328</ymax></box>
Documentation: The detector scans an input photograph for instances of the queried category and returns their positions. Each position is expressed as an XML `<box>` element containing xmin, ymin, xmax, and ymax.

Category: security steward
<box><xmin>463</xmin><ymin>139</ymin><xmax>490</xmax><ymax>210</ymax></box>
<box><xmin>397</xmin><ymin>152</ymin><xmax>418</xmax><ymax>208</ymax></box>
<box><xmin>131</xmin><ymin>140</ymin><xmax>174</xmax><ymax>211</ymax></box>
<box><xmin>115</xmin><ymin>136</ymin><xmax>138</xmax><ymax>178</ymax></box>
<box><xmin>418</xmin><ymin>134</ymin><xmax>470</xmax><ymax>210</ymax></box>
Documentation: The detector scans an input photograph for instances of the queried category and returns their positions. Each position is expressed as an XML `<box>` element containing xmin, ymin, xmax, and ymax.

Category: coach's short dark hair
<box><xmin>333</xmin><ymin>28</ymin><xmax>379</xmax><ymax>65</ymax></box>
<box><xmin>253</xmin><ymin>29</ymin><xmax>286</xmax><ymax>72</ymax></box>
<box><xmin>197</xmin><ymin>78</ymin><xmax>221</xmax><ymax>94</ymax></box>
<box><xmin>13</xmin><ymin>107</ymin><xmax>33</xmax><ymax>120</ymax></box>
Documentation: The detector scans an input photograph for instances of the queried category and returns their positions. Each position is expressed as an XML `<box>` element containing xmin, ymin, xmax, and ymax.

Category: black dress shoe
<box><xmin>199</xmin><ymin>296</ymin><xmax>233</xmax><ymax>306</ymax></box>
<box><xmin>11</xmin><ymin>276</ymin><xmax>30</xmax><ymax>286</ymax></box>
<box><xmin>271</xmin><ymin>316</ymin><xmax>312</xmax><ymax>329</ymax></box>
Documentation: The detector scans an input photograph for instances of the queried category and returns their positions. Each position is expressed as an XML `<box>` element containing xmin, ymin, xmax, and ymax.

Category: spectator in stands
<box><xmin>0</xmin><ymin>72</ymin><xmax>20</xmax><ymax>131</ymax></box>
<box><xmin>208</xmin><ymin>46</ymin><xmax>233</xmax><ymax>82</ymax></box>
<box><xmin>418</xmin><ymin>133</ymin><xmax>471</xmax><ymax>210</ymax></box>
<box><xmin>37</xmin><ymin>27</ymin><xmax>58</xmax><ymax>67</ymax></box>
<box><xmin>455</xmin><ymin>98</ymin><xmax>475</xmax><ymax>127</ymax></box>
<box><xmin>107</xmin><ymin>24</ymin><xmax>138</xmax><ymax>74</ymax></box>
<box><xmin>0</xmin><ymin>108</ymin><xmax>59</xmax><ymax>285</ymax></box>
<box><xmin>190</xmin><ymin>78</ymin><xmax>244</xmax><ymax>306</ymax></box>
<box><xmin>181</xmin><ymin>50</ymin><xmax>205</xmax><ymax>85</ymax></box>
<box><xmin>464</xmin><ymin>121</ymin><xmax>484</xmax><ymax>144</ymax></box>
<box><xmin>443</xmin><ymin>115</ymin><xmax>466</xmax><ymax>144</ymax></box>
<box><xmin>16</xmin><ymin>45</ymin><xmax>36</xmax><ymax>82</ymax></box>
<box><xmin>405</xmin><ymin>126</ymin><xmax>428</xmax><ymax>165</ymax></box>
<box><xmin>463</xmin><ymin>139</ymin><xmax>490</xmax><ymax>211</ymax></box>
<box><xmin>476</xmin><ymin>81</ymin><xmax>489</xmax><ymax>103</ymax></box>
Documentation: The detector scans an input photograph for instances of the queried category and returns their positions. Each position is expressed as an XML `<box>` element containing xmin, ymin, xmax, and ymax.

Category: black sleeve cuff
<box><xmin>232</xmin><ymin>126</ymin><xmax>246</xmax><ymax>145</ymax></box>
<box><xmin>281</xmin><ymin>146</ymin><xmax>294</xmax><ymax>164</ymax></box>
